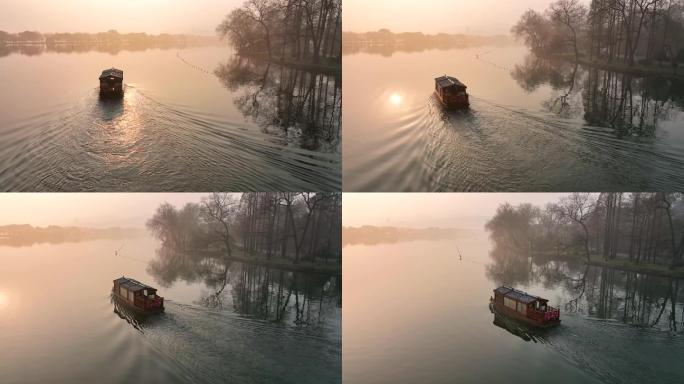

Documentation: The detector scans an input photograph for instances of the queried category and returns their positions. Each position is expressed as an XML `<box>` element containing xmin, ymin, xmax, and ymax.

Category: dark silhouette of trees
<box><xmin>549</xmin><ymin>0</ymin><xmax>587</xmax><ymax>60</ymax></box>
<box><xmin>486</xmin><ymin>193</ymin><xmax>684</xmax><ymax>268</ymax></box>
<box><xmin>146</xmin><ymin>193</ymin><xmax>341</xmax><ymax>265</ymax></box>
<box><xmin>217</xmin><ymin>0</ymin><xmax>342</xmax><ymax>66</ymax></box>
<box><xmin>512</xmin><ymin>0</ymin><xmax>684</xmax><ymax>72</ymax></box>
<box><xmin>237</xmin><ymin>192</ymin><xmax>341</xmax><ymax>263</ymax></box>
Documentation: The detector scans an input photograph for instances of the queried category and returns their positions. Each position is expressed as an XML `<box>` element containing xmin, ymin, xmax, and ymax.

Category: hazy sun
<box><xmin>389</xmin><ymin>92</ymin><xmax>403</xmax><ymax>106</ymax></box>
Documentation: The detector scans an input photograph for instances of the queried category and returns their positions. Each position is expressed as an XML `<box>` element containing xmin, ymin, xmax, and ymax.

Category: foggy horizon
<box><xmin>343</xmin><ymin>193</ymin><xmax>570</xmax><ymax>229</ymax></box>
<box><xmin>343</xmin><ymin>0</ymin><xmax>592</xmax><ymax>35</ymax></box>
<box><xmin>0</xmin><ymin>0</ymin><xmax>241</xmax><ymax>35</ymax></box>
<box><xmin>0</xmin><ymin>193</ymin><xmax>221</xmax><ymax>229</ymax></box>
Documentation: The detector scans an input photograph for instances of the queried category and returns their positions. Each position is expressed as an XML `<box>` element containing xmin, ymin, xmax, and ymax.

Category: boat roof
<box><xmin>435</xmin><ymin>75</ymin><xmax>466</xmax><ymax>89</ymax></box>
<box><xmin>99</xmin><ymin>68</ymin><xmax>123</xmax><ymax>80</ymax></box>
<box><xmin>494</xmin><ymin>286</ymin><xmax>546</xmax><ymax>304</ymax></box>
<box><xmin>114</xmin><ymin>276</ymin><xmax>156</xmax><ymax>292</ymax></box>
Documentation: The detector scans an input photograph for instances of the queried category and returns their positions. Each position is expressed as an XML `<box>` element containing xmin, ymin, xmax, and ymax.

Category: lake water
<box><xmin>343</xmin><ymin>46</ymin><xmax>684</xmax><ymax>191</ymax></box>
<box><xmin>344</xmin><ymin>232</ymin><xmax>684</xmax><ymax>384</ymax></box>
<box><xmin>0</xmin><ymin>46</ymin><xmax>340</xmax><ymax>191</ymax></box>
<box><xmin>0</xmin><ymin>236</ymin><xmax>341</xmax><ymax>384</ymax></box>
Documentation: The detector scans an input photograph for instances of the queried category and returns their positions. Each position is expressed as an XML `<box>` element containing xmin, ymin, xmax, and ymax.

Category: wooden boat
<box><xmin>489</xmin><ymin>286</ymin><xmax>560</xmax><ymax>328</ymax></box>
<box><xmin>112</xmin><ymin>276</ymin><xmax>164</xmax><ymax>314</ymax></box>
<box><xmin>434</xmin><ymin>75</ymin><xmax>469</xmax><ymax>109</ymax></box>
<box><xmin>99</xmin><ymin>68</ymin><xmax>123</xmax><ymax>97</ymax></box>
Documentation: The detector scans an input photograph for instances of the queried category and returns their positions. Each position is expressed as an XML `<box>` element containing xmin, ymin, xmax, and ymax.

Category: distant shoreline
<box><xmin>0</xmin><ymin>224</ymin><xmax>144</xmax><ymax>247</ymax></box>
<box><xmin>343</xmin><ymin>225</ymin><xmax>471</xmax><ymax>246</ymax></box>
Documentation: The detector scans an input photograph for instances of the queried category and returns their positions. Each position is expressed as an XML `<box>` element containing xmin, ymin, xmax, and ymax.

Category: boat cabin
<box><xmin>99</xmin><ymin>68</ymin><xmax>123</xmax><ymax>97</ymax></box>
<box><xmin>112</xmin><ymin>276</ymin><xmax>164</xmax><ymax>313</ymax></box>
<box><xmin>434</xmin><ymin>75</ymin><xmax>469</xmax><ymax>108</ymax></box>
<box><xmin>491</xmin><ymin>286</ymin><xmax>560</xmax><ymax>327</ymax></box>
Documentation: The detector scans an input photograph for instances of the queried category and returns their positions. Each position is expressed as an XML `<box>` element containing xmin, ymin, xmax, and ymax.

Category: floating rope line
<box><xmin>114</xmin><ymin>242</ymin><xmax>148</xmax><ymax>264</ymax></box>
<box><xmin>475</xmin><ymin>49</ymin><xmax>512</xmax><ymax>72</ymax></box>
<box><xmin>176</xmin><ymin>51</ymin><xmax>215</xmax><ymax>76</ymax></box>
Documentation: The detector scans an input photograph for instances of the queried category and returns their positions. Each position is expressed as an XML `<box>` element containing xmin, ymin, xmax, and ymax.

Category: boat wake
<box><xmin>0</xmin><ymin>86</ymin><xmax>340</xmax><ymax>191</ymax></box>
<box><xmin>108</xmin><ymin>298</ymin><xmax>340</xmax><ymax>384</ymax></box>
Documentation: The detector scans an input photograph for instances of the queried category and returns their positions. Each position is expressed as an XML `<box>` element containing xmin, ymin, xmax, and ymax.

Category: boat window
<box><xmin>517</xmin><ymin>302</ymin><xmax>527</xmax><ymax>315</ymax></box>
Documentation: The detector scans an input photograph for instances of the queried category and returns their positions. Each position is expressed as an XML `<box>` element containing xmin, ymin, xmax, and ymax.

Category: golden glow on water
<box><xmin>0</xmin><ymin>290</ymin><xmax>9</xmax><ymax>311</ymax></box>
<box><xmin>389</xmin><ymin>92</ymin><xmax>403</xmax><ymax>106</ymax></box>
<box><xmin>119</xmin><ymin>89</ymin><xmax>143</xmax><ymax>151</ymax></box>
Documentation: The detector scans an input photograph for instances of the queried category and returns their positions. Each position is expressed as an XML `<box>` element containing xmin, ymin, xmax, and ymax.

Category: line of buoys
<box><xmin>475</xmin><ymin>50</ymin><xmax>512</xmax><ymax>72</ymax></box>
<box><xmin>176</xmin><ymin>51</ymin><xmax>215</xmax><ymax>76</ymax></box>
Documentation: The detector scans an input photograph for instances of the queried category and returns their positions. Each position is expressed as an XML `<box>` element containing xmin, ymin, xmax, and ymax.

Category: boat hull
<box><xmin>489</xmin><ymin>301</ymin><xmax>560</xmax><ymax>328</ymax></box>
<box><xmin>111</xmin><ymin>291</ymin><xmax>164</xmax><ymax>315</ymax></box>
<box><xmin>435</xmin><ymin>91</ymin><xmax>469</xmax><ymax>109</ymax></box>
<box><xmin>99</xmin><ymin>87</ymin><xmax>123</xmax><ymax>98</ymax></box>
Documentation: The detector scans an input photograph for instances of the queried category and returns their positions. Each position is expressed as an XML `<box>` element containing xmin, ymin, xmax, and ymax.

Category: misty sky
<box><xmin>343</xmin><ymin>0</ymin><xmax>590</xmax><ymax>35</ymax></box>
<box><xmin>344</xmin><ymin>193</ymin><xmax>569</xmax><ymax>230</ymax></box>
<box><xmin>0</xmin><ymin>0</ymin><xmax>240</xmax><ymax>34</ymax></box>
<box><xmin>0</xmin><ymin>193</ymin><xmax>219</xmax><ymax>228</ymax></box>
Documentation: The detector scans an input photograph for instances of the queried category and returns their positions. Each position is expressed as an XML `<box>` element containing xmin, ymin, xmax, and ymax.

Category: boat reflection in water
<box><xmin>111</xmin><ymin>294</ymin><xmax>153</xmax><ymax>331</ymax></box>
<box><xmin>490</xmin><ymin>309</ymin><xmax>552</xmax><ymax>343</ymax></box>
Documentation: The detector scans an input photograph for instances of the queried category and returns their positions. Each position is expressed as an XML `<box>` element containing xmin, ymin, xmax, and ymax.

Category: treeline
<box><xmin>0</xmin><ymin>29</ymin><xmax>218</xmax><ymax>46</ymax></box>
<box><xmin>486</xmin><ymin>193</ymin><xmax>684</xmax><ymax>268</ymax></box>
<box><xmin>343</xmin><ymin>29</ymin><xmax>513</xmax><ymax>52</ymax></box>
<box><xmin>0</xmin><ymin>224</ymin><xmax>142</xmax><ymax>246</ymax></box>
<box><xmin>512</xmin><ymin>0</ymin><xmax>684</xmax><ymax>70</ymax></box>
<box><xmin>146</xmin><ymin>192</ymin><xmax>342</xmax><ymax>264</ymax></box>
<box><xmin>216</xmin><ymin>0</ymin><xmax>341</xmax><ymax>65</ymax></box>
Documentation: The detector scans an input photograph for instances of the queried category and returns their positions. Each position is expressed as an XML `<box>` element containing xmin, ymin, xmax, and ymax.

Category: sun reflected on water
<box><xmin>389</xmin><ymin>92</ymin><xmax>403</xmax><ymax>106</ymax></box>
<box><xmin>0</xmin><ymin>291</ymin><xmax>9</xmax><ymax>311</ymax></box>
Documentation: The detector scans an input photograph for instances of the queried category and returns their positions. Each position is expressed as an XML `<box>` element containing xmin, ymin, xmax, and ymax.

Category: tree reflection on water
<box><xmin>486</xmin><ymin>236</ymin><xmax>684</xmax><ymax>332</ymax></box>
<box><xmin>511</xmin><ymin>54</ymin><xmax>684</xmax><ymax>136</ymax></box>
<box><xmin>147</xmin><ymin>246</ymin><xmax>341</xmax><ymax>328</ymax></box>
<box><xmin>214</xmin><ymin>57</ymin><xmax>341</xmax><ymax>153</ymax></box>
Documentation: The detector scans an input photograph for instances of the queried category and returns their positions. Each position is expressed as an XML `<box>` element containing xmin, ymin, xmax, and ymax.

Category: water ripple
<box><xmin>0</xmin><ymin>87</ymin><xmax>340</xmax><ymax>191</ymax></box>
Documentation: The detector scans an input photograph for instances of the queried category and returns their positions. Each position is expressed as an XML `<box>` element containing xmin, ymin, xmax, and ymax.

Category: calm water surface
<box><xmin>343</xmin><ymin>46</ymin><xmax>684</xmax><ymax>191</ymax></box>
<box><xmin>0</xmin><ymin>46</ymin><xmax>340</xmax><ymax>191</ymax></box>
<box><xmin>0</xmin><ymin>236</ymin><xmax>341</xmax><ymax>383</ymax></box>
<box><xmin>344</xmin><ymin>232</ymin><xmax>684</xmax><ymax>384</ymax></box>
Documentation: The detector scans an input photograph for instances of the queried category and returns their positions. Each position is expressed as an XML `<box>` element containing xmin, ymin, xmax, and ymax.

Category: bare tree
<box><xmin>551</xmin><ymin>193</ymin><xmax>596</xmax><ymax>262</ymax></box>
<box><xmin>202</xmin><ymin>193</ymin><xmax>239</xmax><ymax>257</ymax></box>
<box><xmin>549</xmin><ymin>0</ymin><xmax>588</xmax><ymax>60</ymax></box>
